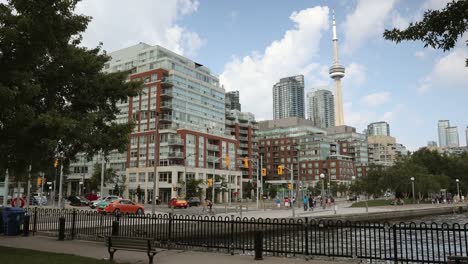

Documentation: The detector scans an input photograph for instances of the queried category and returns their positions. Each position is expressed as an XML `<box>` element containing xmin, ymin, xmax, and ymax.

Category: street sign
<box><xmin>46</xmin><ymin>182</ymin><xmax>52</xmax><ymax>185</ymax></box>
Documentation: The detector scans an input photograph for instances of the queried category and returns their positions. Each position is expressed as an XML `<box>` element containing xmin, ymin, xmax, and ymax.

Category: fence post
<box><xmin>168</xmin><ymin>213</ymin><xmax>173</xmax><ymax>249</ymax></box>
<box><xmin>23</xmin><ymin>214</ymin><xmax>30</xmax><ymax>237</ymax></box>
<box><xmin>254</xmin><ymin>230</ymin><xmax>263</xmax><ymax>260</ymax></box>
<box><xmin>58</xmin><ymin>217</ymin><xmax>65</xmax><ymax>241</ymax></box>
<box><xmin>111</xmin><ymin>220</ymin><xmax>119</xmax><ymax>236</ymax></box>
<box><xmin>71</xmin><ymin>209</ymin><xmax>76</xmax><ymax>239</ymax></box>
<box><xmin>230</xmin><ymin>215</ymin><xmax>235</xmax><ymax>255</ymax></box>
<box><xmin>393</xmin><ymin>224</ymin><xmax>398</xmax><ymax>264</ymax></box>
<box><xmin>304</xmin><ymin>217</ymin><xmax>309</xmax><ymax>257</ymax></box>
<box><xmin>32</xmin><ymin>207</ymin><xmax>37</xmax><ymax>235</ymax></box>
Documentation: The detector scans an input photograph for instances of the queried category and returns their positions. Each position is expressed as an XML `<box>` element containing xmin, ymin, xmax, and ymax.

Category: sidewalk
<box><xmin>0</xmin><ymin>235</ymin><xmax>358</xmax><ymax>264</ymax></box>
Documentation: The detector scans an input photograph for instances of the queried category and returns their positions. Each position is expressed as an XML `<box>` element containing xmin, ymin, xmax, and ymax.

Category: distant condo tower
<box><xmin>329</xmin><ymin>10</ymin><xmax>345</xmax><ymax>126</ymax></box>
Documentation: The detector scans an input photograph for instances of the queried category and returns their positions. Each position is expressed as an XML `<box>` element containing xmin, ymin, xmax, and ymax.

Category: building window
<box><xmin>138</xmin><ymin>173</ymin><xmax>145</xmax><ymax>182</ymax></box>
<box><xmin>159</xmin><ymin>172</ymin><xmax>172</xmax><ymax>183</ymax></box>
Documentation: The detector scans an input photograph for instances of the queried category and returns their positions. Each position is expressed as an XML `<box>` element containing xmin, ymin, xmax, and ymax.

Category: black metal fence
<box><xmin>25</xmin><ymin>208</ymin><xmax>468</xmax><ymax>263</ymax></box>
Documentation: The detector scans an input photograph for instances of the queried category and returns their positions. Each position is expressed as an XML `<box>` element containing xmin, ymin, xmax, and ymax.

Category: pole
<box><xmin>291</xmin><ymin>164</ymin><xmax>295</xmax><ymax>217</ymax></box>
<box><xmin>212</xmin><ymin>152</ymin><xmax>215</xmax><ymax>205</ymax></box>
<box><xmin>2</xmin><ymin>169</ymin><xmax>8</xmax><ymax>206</ymax></box>
<box><xmin>256</xmin><ymin>158</ymin><xmax>259</xmax><ymax>209</ymax></box>
<box><xmin>26</xmin><ymin>165</ymin><xmax>31</xmax><ymax>209</ymax></box>
<box><xmin>40</xmin><ymin>172</ymin><xmax>45</xmax><ymax>207</ymax></box>
<box><xmin>100</xmin><ymin>153</ymin><xmax>105</xmax><ymax>199</ymax></box>
<box><xmin>184</xmin><ymin>161</ymin><xmax>187</xmax><ymax>198</ymax></box>
<box><xmin>260</xmin><ymin>155</ymin><xmax>263</xmax><ymax>203</ymax></box>
<box><xmin>321</xmin><ymin>178</ymin><xmax>324</xmax><ymax>198</ymax></box>
<box><xmin>58</xmin><ymin>161</ymin><xmax>64</xmax><ymax>209</ymax></box>
<box><xmin>411</xmin><ymin>181</ymin><xmax>415</xmax><ymax>204</ymax></box>
<box><xmin>457</xmin><ymin>182</ymin><xmax>460</xmax><ymax>198</ymax></box>
<box><xmin>151</xmin><ymin>112</ymin><xmax>159</xmax><ymax>214</ymax></box>
<box><xmin>16</xmin><ymin>178</ymin><xmax>21</xmax><ymax>208</ymax></box>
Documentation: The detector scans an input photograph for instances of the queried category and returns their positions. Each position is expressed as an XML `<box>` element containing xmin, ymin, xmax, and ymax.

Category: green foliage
<box><xmin>88</xmin><ymin>163</ymin><xmax>118</xmax><ymax>191</ymax></box>
<box><xmin>384</xmin><ymin>0</ymin><xmax>468</xmax><ymax>66</ymax></box>
<box><xmin>243</xmin><ymin>181</ymin><xmax>254</xmax><ymax>199</ymax></box>
<box><xmin>355</xmin><ymin>148</ymin><xmax>468</xmax><ymax>198</ymax></box>
<box><xmin>0</xmin><ymin>0</ymin><xmax>141</xmax><ymax>179</ymax></box>
<box><xmin>185</xmin><ymin>178</ymin><xmax>204</xmax><ymax>198</ymax></box>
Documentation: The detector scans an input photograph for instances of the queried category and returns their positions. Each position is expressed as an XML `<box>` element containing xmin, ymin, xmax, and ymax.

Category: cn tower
<box><xmin>329</xmin><ymin>10</ymin><xmax>345</xmax><ymax>126</ymax></box>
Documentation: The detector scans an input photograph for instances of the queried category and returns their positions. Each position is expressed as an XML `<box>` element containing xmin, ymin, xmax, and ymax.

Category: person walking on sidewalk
<box><xmin>308</xmin><ymin>195</ymin><xmax>314</xmax><ymax>211</ymax></box>
<box><xmin>303</xmin><ymin>196</ymin><xmax>308</xmax><ymax>211</ymax></box>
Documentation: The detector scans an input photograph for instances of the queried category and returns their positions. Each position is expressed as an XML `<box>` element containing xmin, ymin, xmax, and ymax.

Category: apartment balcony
<box><xmin>225</xmin><ymin>128</ymin><xmax>235</xmax><ymax>134</ymax></box>
<box><xmin>238</xmin><ymin>122</ymin><xmax>249</xmax><ymax>128</ymax></box>
<box><xmin>161</xmin><ymin>78</ymin><xmax>174</xmax><ymax>87</ymax></box>
<box><xmin>168</xmin><ymin>151</ymin><xmax>184</xmax><ymax>159</ymax></box>
<box><xmin>207</xmin><ymin>144</ymin><xmax>219</xmax><ymax>151</ymax></box>
<box><xmin>239</xmin><ymin>143</ymin><xmax>249</xmax><ymax>148</ymax></box>
<box><xmin>160</xmin><ymin>102</ymin><xmax>172</xmax><ymax>110</ymax></box>
<box><xmin>160</xmin><ymin>89</ymin><xmax>173</xmax><ymax>98</ymax></box>
<box><xmin>225</xmin><ymin>120</ymin><xmax>235</xmax><ymax>126</ymax></box>
<box><xmin>167</xmin><ymin>138</ymin><xmax>184</xmax><ymax>146</ymax></box>
<box><xmin>159</xmin><ymin>114</ymin><xmax>173</xmax><ymax>123</ymax></box>
<box><xmin>159</xmin><ymin>123</ymin><xmax>179</xmax><ymax>131</ymax></box>
<box><xmin>238</xmin><ymin>136</ymin><xmax>248</xmax><ymax>142</ymax></box>
<box><xmin>238</xmin><ymin>129</ymin><xmax>248</xmax><ymax>135</ymax></box>
<box><xmin>252</xmin><ymin>124</ymin><xmax>259</xmax><ymax>130</ymax></box>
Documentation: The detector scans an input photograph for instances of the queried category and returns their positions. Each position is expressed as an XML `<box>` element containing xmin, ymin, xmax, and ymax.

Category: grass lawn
<box><xmin>350</xmin><ymin>198</ymin><xmax>418</xmax><ymax>207</ymax></box>
<box><xmin>0</xmin><ymin>246</ymin><xmax>118</xmax><ymax>264</ymax></box>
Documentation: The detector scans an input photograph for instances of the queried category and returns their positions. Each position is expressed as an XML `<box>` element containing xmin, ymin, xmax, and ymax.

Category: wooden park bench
<box><xmin>106</xmin><ymin>236</ymin><xmax>161</xmax><ymax>264</ymax></box>
<box><xmin>448</xmin><ymin>256</ymin><xmax>468</xmax><ymax>264</ymax></box>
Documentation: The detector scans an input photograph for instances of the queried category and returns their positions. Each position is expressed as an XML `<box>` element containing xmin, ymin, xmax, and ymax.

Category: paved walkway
<box><xmin>0</xmin><ymin>236</ymin><xmax>358</xmax><ymax>264</ymax></box>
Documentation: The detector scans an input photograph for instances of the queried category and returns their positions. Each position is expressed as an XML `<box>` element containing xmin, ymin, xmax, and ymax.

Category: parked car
<box><xmin>168</xmin><ymin>198</ymin><xmax>188</xmax><ymax>209</ymax></box>
<box><xmin>100</xmin><ymin>199</ymin><xmax>144</xmax><ymax>215</ymax></box>
<box><xmin>90</xmin><ymin>195</ymin><xmax>121</xmax><ymax>209</ymax></box>
<box><xmin>67</xmin><ymin>196</ymin><xmax>91</xmax><ymax>206</ymax></box>
<box><xmin>187</xmin><ymin>197</ymin><xmax>201</xmax><ymax>207</ymax></box>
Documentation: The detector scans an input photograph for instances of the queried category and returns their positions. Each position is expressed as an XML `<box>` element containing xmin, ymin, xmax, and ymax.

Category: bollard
<box><xmin>58</xmin><ymin>217</ymin><xmax>65</xmax><ymax>241</ymax></box>
<box><xmin>254</xmin><ymin>230</ymin><xmax>264</xmax><ymax>260</ymax></box>
<box><xmin>111</xmin><ymin>220</ymin><xmax>119</xmax><ymax>236</ymax></box>
<box><xmin>23</xmin><ymin>214</ymin><xmax>30</xmax><ymax>237</ymax></box>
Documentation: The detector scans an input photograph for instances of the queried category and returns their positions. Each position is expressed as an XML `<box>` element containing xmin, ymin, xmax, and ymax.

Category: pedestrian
<box><xmin>284</xmin><ymin>197</ymin><xmax>290</xmax><ymax>208</ymax></box>
<box><xmin>275</xmin><ymin>197</ymin><xmax>281</xmax><ymax>208</ymax></box>
<box><xmin>308</xmin><ymin>195</ymin><xmax>314</xmax><ymax>211</ymax></box>
<box><xmin>207</xmin><ymin>199</ymin><xmax>213</xmax><ymax>213</ymax></box>
<box><xmin>303</xmin><ymin>196</ymin><xmax>308</xmax><ymax>211</ymax></box>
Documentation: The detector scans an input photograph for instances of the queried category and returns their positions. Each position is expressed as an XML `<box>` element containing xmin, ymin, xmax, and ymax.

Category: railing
<box><xmin>207</xmin><ymin>144</ymin><xmax>219</xmax><ymax>151</ymax></box>
<box><xmin>25</xmin><ymin>208</ymin><xmax>468</xmax><ymax>263</ymax></box>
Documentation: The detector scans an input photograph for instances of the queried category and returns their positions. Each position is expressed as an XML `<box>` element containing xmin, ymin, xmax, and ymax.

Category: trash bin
<box><xmin>2</xmin><ymin>207</ymin><xmax>25</xmax><ymax>236</ymax></box>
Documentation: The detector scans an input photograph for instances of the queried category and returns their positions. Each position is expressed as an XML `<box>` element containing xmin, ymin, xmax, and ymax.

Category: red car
<box><xmin>168</xmin><ymin>198</ymin><xmax>188</xmax><ymax>208</ymax></box>
<box><xmin>102</xmin><ymin>199</ymin><xmax>144</xmax><ymax>215</ymax></box>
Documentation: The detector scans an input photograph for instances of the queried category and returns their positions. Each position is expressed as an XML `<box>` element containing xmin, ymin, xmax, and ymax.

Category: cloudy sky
<box><xmin>76</xmin><ymin>0</ymin><xmax>468</xmax><ymax>150</ymax></box>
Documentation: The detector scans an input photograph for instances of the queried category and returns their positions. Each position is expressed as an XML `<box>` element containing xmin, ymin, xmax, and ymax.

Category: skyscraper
<box><xmin>466</xmin><ymin>127</ymin><xmax>468</xmax><ymax>147</ymax></box>
<box><xmin>225</xmin><ymin>91</ymin><xmax>241</xmax><ymax>111</ymax></box>
<box><xmin>438</xmin><ymin>120</ymin><xmax>450</xmax><ymax>147</ymax></box>
<box><xmin>273</xmin><ymin>75</ymin><xmax>305</xmax><ymax>119</ymax></box>
<box><xmin>329</xmin><ymin>10</ymin><xmax>345</xmax><ymax>126</ymax></box>
<box><xmin>446</xmin><ymin>126</ymin><xmax>460</xmax><ymax>147</ymax></box>
<box><xmin>307</xmin><ymin>87</ymin><xmax>335</xmax><ymax>128</ymax></box>
<box><xmin>367</xmin><ymin>121</ymin><xmax>390</xmax><ymax>136</ymax></box>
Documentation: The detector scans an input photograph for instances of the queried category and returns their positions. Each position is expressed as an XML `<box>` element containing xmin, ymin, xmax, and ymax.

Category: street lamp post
<box><xmin>320</xmin><ymin>173</ymin><xmax>325</xmax><ymax>198</ymax></box>
<box><xmin>456</xmin><ymin>179</ymin><xmax>460</xmax><ymax>200</ymax></box>
<box><xmin>183</xmin><ymin>153</ymin><xmax>196</xmax><ymax>198</ymax></box>
<box><xmin>410</xmin><ymin>177</ymin><xmax>415</xmax><ymax>204</ymax></box>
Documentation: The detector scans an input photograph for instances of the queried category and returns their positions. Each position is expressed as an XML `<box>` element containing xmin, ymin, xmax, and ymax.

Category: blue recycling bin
<box><xmin>2</xmin><ymin>207</ymin><xmax>25</xmax><ymax>236</ymax></box>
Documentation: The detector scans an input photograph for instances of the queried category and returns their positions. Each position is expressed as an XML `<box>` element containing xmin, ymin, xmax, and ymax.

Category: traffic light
<box><xmin>207</xmin><ymin>178</ymin><xmax>213</xmax><ymax>187</ymax></box>
<box><xmin>37</xmin><ymin>177</ymin><xmax>42</xmax><ymax>186</ymax></box>
<box><xmin>287</xmin><ymin>183</ymin><xmax>292</xmax><ymax>190</ymax></box>
<box><xmin>243</xmin><ymin>157</ymin><xmax>249</xmax><ymax>168</ymax></box>
<box><xmin>261</xmin><ymin>168</ymin><xmax>266</xmax><ymax>177</ymax></box>
<box><xmin>225</xmin><ymin>155</ymin><xmax>230</xmax><ymax>168</ymax></box>
<box><xmin>53</xmin><ymin>159</ymin><xmax>59</xmax><ymax>168</ymax></box>
<box><xmin>277</xmin><ymin>165</ymin><xmax>283</xmax><ymax>175</ymax></box>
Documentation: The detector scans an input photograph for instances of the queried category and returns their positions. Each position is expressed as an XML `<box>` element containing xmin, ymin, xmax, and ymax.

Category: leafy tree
<box><xmin>185</xmin><ymin>178</ymin><xmax>204</xmax><ymax>198</ymax></box>
<box><xmin>0</xmin><ymin>0</ymin><xmax>141</xmax><ymax>180</ymax></box>
<box><xmin>243</xmin><ymin>181</ymin><xmax>254</xmax><ymax>199</ymax></box>
<box><xmin>136</xmin><ymin>185</ymin><xmax>142</xmax><ymax>201</ymax></box>
<box><xmin>88</xmin><ymin>163</ymin><xmax>118</xmax><ymax>191</ymax></box>
<box><xmin>384</xmin><ymin>0</ymin><xmax>468</xmax><ymax>66</ymax></box>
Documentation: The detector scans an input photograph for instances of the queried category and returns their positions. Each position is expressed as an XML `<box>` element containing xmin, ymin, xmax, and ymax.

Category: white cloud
<box><xmin>361</xmin><ymin>91</ymin><xmax>391</xmax><ymax>106</ymax></box>
<box><xmin>346</xmin><ymin>62</ymin><xmax>366</xmax><ymax>87</ymax></box>
<box><xmin>414</xmin><ymin>51</ymin><xmax>425</xmax><ymax>58</ymax></box>
<box><xmin>417</xmin><ymin>47</ymin><xmax>468</xmax><ymax>94</ymax></box>
<box><xmin>391</xmin><ymin>10</ymin><xmax>410</xmax><ymax>29</ymax></box>
<box><xmin>342</xmin><ymin>0</ymin><xmax>397</xmax><ymax>53</ymax></box>
<box><xmin>76</xmin><ymin>0</ymin><xmax>204</xmax><ymax>57</ymax></box>
<box><xmin>220</xmin><ymin>6</ymin><xmax>330</xmax><ymax>120</ymax></box>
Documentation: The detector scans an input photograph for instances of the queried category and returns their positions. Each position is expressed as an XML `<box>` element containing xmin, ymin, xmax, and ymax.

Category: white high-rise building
<box><xmin>306</xmin><ymin>87</ymin><xmax>335</xmax><ymax>128</ymax></box>
<box><xmin>438</xmin><ymin>120</ymin><xmax>450</xmax><ymax>147</ymax></box>
<box><xmin>446</xmin><ymin>126</ymin><xmax>460</xmax><ymax>147</ymax></box>
<box><xmin>273</xmin><ymin>75</ymin><xmax>305</xmax><ymax>120</ymax></box>
<box><xmin>367</xmin><ymin>121</ymin><xmax>390</xmax><ymax>136</ymax></box>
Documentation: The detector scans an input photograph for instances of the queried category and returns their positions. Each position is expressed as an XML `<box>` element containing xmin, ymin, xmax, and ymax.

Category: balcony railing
<box><xmin>167</xmin><ymin>138</ymin><xmax>184</xmax><ymax>145</ymax></box>
<box><xmin>168</xmin><ymin>151</ymin><xmax>183</xmax><ymax>159</ymax></box>
<box><xmin>161</xmin><ymin>78</ymin><xmax>174</xmax><ymax>87</ymax></box>
<box><xmin>160</xmin><ymin>114</ymin><xmax>173</xmax><ymax>123</ymax></box>
<box><xmin>160</xmin><ymin>89</ymin><xmax>173</xmax><ymax>97</ymax></box>
<box><xmin>207</xmin><ymin>144</ymin><xmax>219</xmax><ymax>151</ymax></box>
<box><xmin>160</xmin><ymin>102</ymin><xmax>172</xmax><ymax>109</ymax></box>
